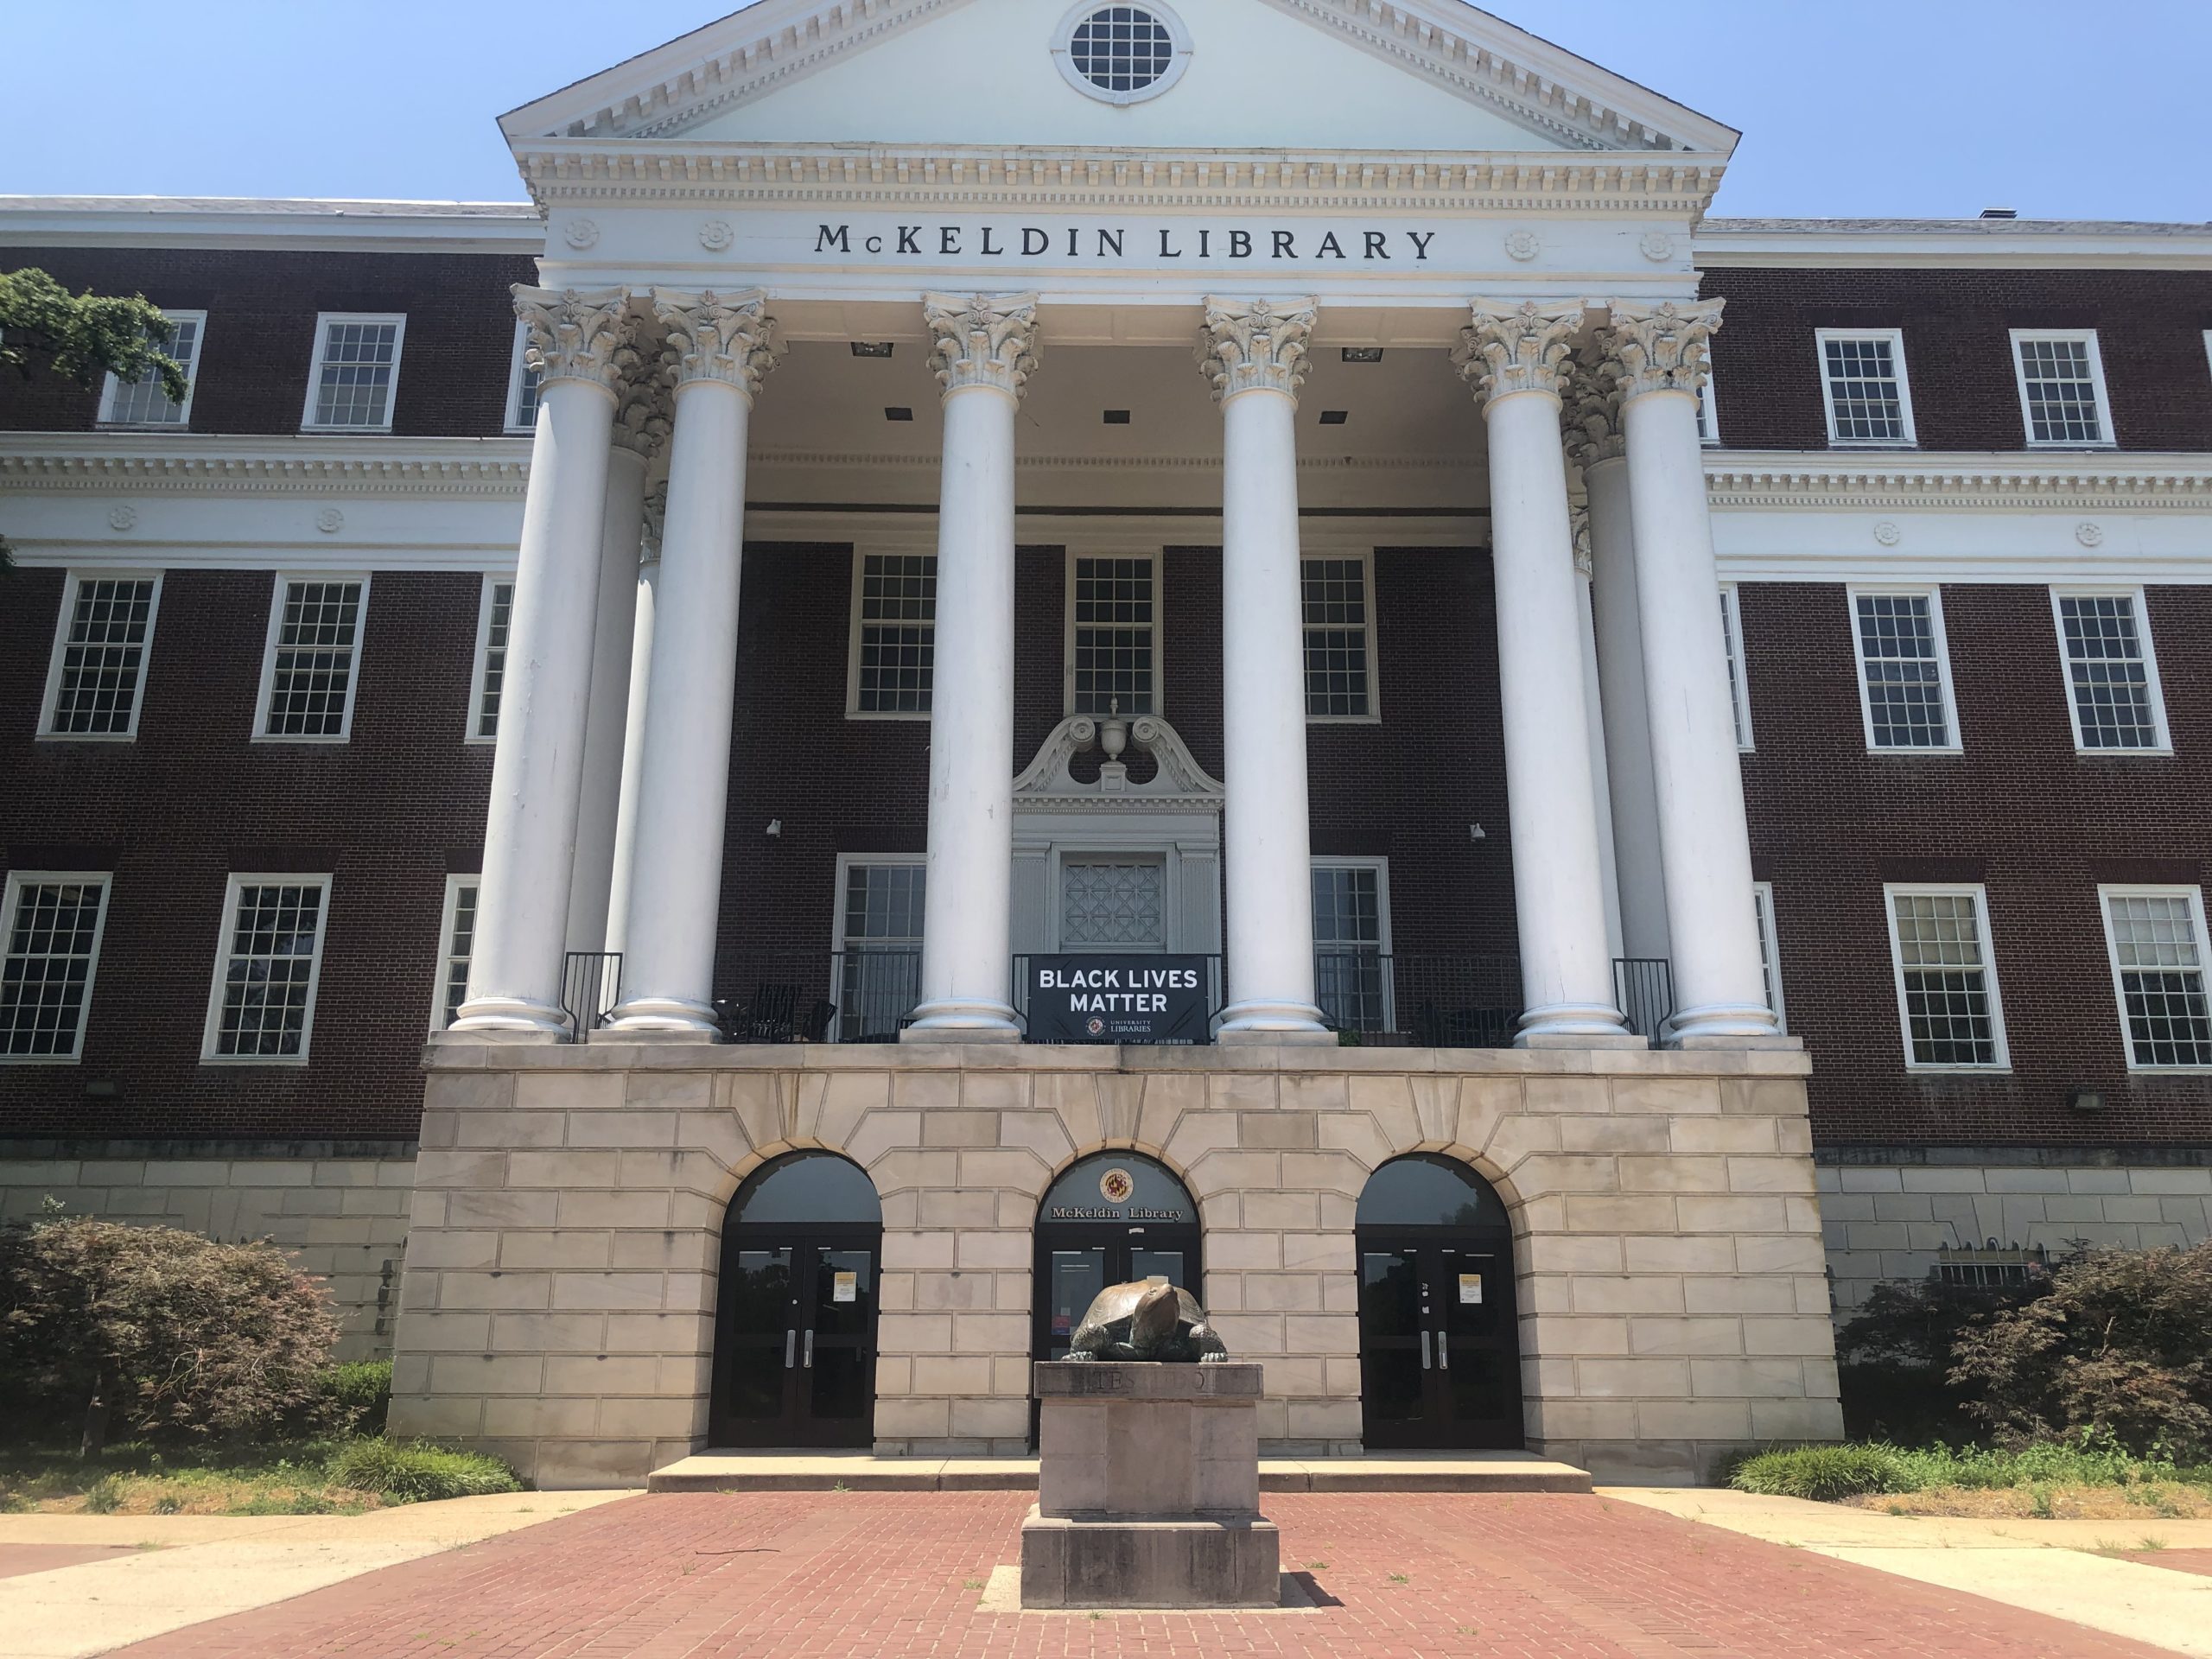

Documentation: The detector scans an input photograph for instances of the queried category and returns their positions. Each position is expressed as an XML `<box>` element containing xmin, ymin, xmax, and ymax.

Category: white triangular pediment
<box><xmin>504</xmin><ymin>0</ymin><xmax>1735</xmax><ymax>157</ymax></box>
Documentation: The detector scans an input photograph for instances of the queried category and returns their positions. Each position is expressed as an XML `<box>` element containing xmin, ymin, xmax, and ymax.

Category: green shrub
<box><xmin>325</xmin><ymin>1439</ymin><xmax>522</xmax><ymax>1503</ymax></box>
<box><xmin>320</xmin><ymin>1360</ymin><xmax>392</xmax><ymax>1433</ymax></box>
<box><xmin>81</xmin><ymin>1475</ymin><xmax>123</xmax><ymax>1514</ymax></box>
<box><xmin>1729</xmin><ymin>1445</ymin><xmax>1917</xmax><ymax>1501</ymax></box>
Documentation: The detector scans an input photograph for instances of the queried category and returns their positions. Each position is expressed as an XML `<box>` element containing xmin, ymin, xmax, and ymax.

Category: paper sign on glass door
<box><xmin>833</xmin><ymin>1271</ymin><xmax>858</xmax><ymax>1303</ymax></box>
<box><xmin>1458</xmin><ymin>1273</ymin><xmax>1483</xmax><ymax>1305</ymax></box>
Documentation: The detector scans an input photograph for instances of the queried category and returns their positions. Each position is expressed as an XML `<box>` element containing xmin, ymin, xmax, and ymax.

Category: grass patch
<box><xmin>1730</xmin><ymin>1433</ymin><xmax>2212</xmax><ymax>1515</ymax></box>
<box><xmin>0</xmin><ymin>1435</ymin><xmax>521</xmax><ymax>1516</ymax></box>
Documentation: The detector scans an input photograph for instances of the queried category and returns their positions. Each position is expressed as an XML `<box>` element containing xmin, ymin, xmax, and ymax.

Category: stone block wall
<box><xmin>390</xmin><ymin>1043</ymin><xmax>1840</xmax><ymax>1488</ymax></box>
<box><xmin>0</xmin><ymin>1142</ymin><xmax>416</xmax><ymax>1357</ymax></box>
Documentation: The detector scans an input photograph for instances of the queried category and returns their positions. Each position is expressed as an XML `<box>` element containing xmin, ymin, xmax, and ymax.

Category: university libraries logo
<box><xmin>1099</xmin><ymin>1167</ymin><xmax>1135</xmax><ymax>1204</ymax></box>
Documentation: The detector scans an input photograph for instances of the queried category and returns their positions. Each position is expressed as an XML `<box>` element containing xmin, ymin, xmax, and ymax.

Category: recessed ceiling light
<box><xmin>1341</xmin><ymin>347</ymin><xmax>1384</xmax><ymax>363</ymax></box>
<box><xmin>1319</xmin><ymin>410</ymin><xmax>1349</xmax><ymax>425</ymax></box>
<box><xmin>850</xmin><ymin>341</ymin><xmax>895</xmax><ymax>358</ymax></box>
<box><xmin>884</xmin><ymin>407</ymin><xmax>913</xmax><ymax>422</ymax></box>
<box><xmin>1103</xmin><ymin>410</ymin><xmax>1131</xmax><ymax>424</ymax></box>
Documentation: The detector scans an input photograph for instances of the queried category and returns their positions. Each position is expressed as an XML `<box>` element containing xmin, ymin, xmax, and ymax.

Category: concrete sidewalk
<box><xmin>1603</xmin><ymin>1486</ymin><xmax>2212</xmax><ymax>1658</ymax></box>
<box><xmin>0</xmin><ymin>1490</ymin><xmax>635</xmax><ymax>1659</ymax></box>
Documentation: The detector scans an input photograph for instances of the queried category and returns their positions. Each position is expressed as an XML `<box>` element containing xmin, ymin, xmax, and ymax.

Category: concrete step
<box><xmin>648</xmin><ymin>1448</ymin><xmax>1592</xmax><ymax>1495</ymax></box>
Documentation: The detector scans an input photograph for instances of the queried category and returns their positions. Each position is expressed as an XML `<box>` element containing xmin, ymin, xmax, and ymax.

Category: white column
<box><xmin>903</xmin><ymin>293</ymin><xmax>1039</xmax><ymax>1042</ymax></box>
<box><xmin>1198</xmin><ymin>298</ymin><xmax>1328</xmax><ymax>1042</ymax></box>
<box><xmin>1565</xmin><ymin>355</ymin><xmax>1669</xmax><ymax>961</ymax></box>
<box><xmin>451</xmin><ymin>286</ymin><xmax>628</xmax><ymax>1037</ymax></box>
<box><xmin>604</xmin><ymin>486</ymin><xmax>664</xmax><ymax>959</ymax></box>
<box><xmin>1455</xmin><ymin>301</ymin><xmax>1630</xmax><ymax>1042</ymax></box>
<box><xmin>1606</xmin><ymin>300</ymin><xmax>1777</xmax><ymax>1042</ymax></box>
<box><xmin>1574</xmin><ymin>556</ymin><xmax>1625</xmax><ymax>959</ymax></box>
<box><xmin>563</xmin><ymin>362</ymin><xmax>666</xmax><ymax>956</ymax></box>
<box><xmin>604</xmin><ymin>290</ymin><xmax>776</xmax><ymax>1038</ymax></box>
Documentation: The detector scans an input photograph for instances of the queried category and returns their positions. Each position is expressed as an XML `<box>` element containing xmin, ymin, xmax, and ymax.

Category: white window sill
<box><xmin>2072</xmin><ymin>746</ymin><xmax>2173</xmax><ymax>759</ymax></box>
<box><xmin>2122</xmin><ymin>1063</ymin><xmax>2212</xmax><ymax>1076</ymax></box>
<box><xmin>299</xmin><ymin>424</ymin><xmax>396</xmax><ymax>436</ymax></box>
<box><xmin>252</xmin><ymin>732</ymin><xmax>353</xmax><ymax>746</ymax></box>
<box><xmin>2024</xmin><ymin>441</ymin><xmax>2117</xmax><ymax>451</ymax></box>
<box><xmin>1307</xmin><ymin>714</ymin><xmax>1382</xmax><ymax>727</ymax></box>
<box><xmin>1867</xmin><ymin>744</ymin><xmax>1966</xmax><ymax>758</ymax></box>
<box><xmin>1904</xmin><ymin>1063</ymin><xmax>2012</xmax><ymax>1076</ymax></box>
<box><xmin>0</xmin><ymin>1054</ymin><xmax>85</xmax><ymax>1066</ymax></box>
<box><xmin>1827</xmin><ymin>437</ymin><xmax>1917</xmax><ymax>449</ymax></box>
<box><xmin>200</xmin><ymin>1054</ymin><xmax>312</xmax><ymax>1068</ymax></box>
<box><xmin>36</xmin><ymin>730</ymin><xmax>138</xmax><ymax>744</ymax></box>
<box><xmin>846</xmin><ymin>708</ymin><xmax>933</xmax><ymax>722</ymax></box>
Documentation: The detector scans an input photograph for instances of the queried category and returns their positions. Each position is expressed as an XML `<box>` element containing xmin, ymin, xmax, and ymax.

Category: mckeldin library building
<box><xmin>6</xmin><ymin>0</ymin><xmax>2212</xmax><ymax>1486</ymax></box>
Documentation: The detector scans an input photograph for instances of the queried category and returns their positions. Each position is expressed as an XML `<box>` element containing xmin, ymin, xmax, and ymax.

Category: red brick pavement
<box><xmin>2120</xmin><ymin>1548</ymin><xmax>2212</xmax><ymax>1579</ymax></box>
<box><xmin>0</xmin><ymin>1543</ymin><xmax>142</xmax><ymax>1580</ymax></box>
<box><xmin>114</xmin><ymin>1491</ymin><xmax>2175</xmax><ymax>1659</ymax></box>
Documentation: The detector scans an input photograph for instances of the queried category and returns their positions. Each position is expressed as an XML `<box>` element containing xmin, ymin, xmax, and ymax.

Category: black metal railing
<box><xmin>710</xmin><ymin>949</ymin><xmax>922</xmax><ymax>1044</ymax></box>
<box><xmin>1612</xmin><ymin>957</ymin><xmax>1675</xmax><ymax>1044</ymax></box>
<box><xmin>1313</xmin><ymin>952</ymin><xmax>1523</xmax><ymax>1046</ymax></box>
<box><xmin>1010</xmin><ymin>953</ymin><xmax>1226</xmax><ymax>1039</ymax></box>
<box><xmin>559</xmin><ymin>951</ymin><xmax>623</xmax><ymax>1043</ymax></box>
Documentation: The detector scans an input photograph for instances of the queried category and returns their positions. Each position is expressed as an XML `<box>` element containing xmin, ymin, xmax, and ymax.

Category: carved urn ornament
<box><xmin>1062</xmin><ymin>1280</ymin><xmax>1230</xmax><ymax>1363</ymax></box>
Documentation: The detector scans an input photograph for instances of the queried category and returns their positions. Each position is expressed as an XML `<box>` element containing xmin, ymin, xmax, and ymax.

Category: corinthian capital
<box><xmin>1603</xmin><ymin>298</ymin><xmax>1725</xmax><ymax>401</ymax></box>
<box><xmin>923</xmin><ymin>293</ymin><xmax>1041</xmax><ymax>399</ymax></box>
<box><xmin>611</xmin><ymin>335</ymin><xmax>677</xmax><ymax>460</ymax></box>
<box><xmin>1558</xmin><ymin>341</ymin><xmax>1626</xmax><ymax>469</ymax></box>
<box><xmin>512</xmin><ymin>285</ymin><xmax>631</xmax><ymax>392</ymax></box>
<box><xmin>1195</xmin><ymin>297</ymin><xmax>1316</xmax><ymax>404</ymax></box>
<box><xmin>652</xmin><ymin>289</ymin><xmax>779</xmax><ymax>402</ymax></box>
<box><xmin>1452</xmin><ymin>300</ymin><xmax>1584</xmax><ymax>407</ymax></box>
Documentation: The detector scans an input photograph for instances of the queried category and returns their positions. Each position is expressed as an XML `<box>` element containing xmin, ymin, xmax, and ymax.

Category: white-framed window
<box><xmin>1815</xmin><ymin>327</ymin><xmax>1915</xmax><ymax>446</ymax></box>
<box><xmin>1719</xmin><ymin>583</ymin><xmax>1753</xmax><ymax>750</ymax></box>
<box><xmin>1302</xmin><ymin>556</ymin><xmax>1379</xmax><ymax>721</ymax></box>
<box><xmin>2051</xmin><ymin>588</ymin><xmax>2169</xmax><ymax>754</ymax></box>
<box><xmin>1</xmin><ymin>872</ymin><xmax>111</xmax><ymax>1063</ymax></box>
<box><xmin>2011</xmin><ymin>329</ymin><xmax>2113</xmax><ymax>447</ymax></box>
<box><xmin>202</xmin><ymin>874</ymin><xmax>331</xmax><ymax>1064</ymax></box>
<box><xmin>504</xmin><ymin>320</ymin><xmax>543</xmax><ymax>434</ymax></box>
<box><xmin>1066</xmin><ymin>552</ymin><xmax>1158</xmax><ymax>715</ymax></box>
<box><xmin>847</xmin><ymin>551</ymin><xmax>936</xmax><ymax>718</ymax></box>
<box><xmin>1885</xmin><ymin>884</ymin><xmax>2008</xmax><ymax>1071</ymax></box>
<box><xmin>39</xmin><ymin>572</ymin><xmax>162</xmax><ymax>740</ymax></box>
<box><xmin>833</xmin><ymin>857</ymin><xmax>925</xmax><ymax>1041</ymax></box>
<box><xmin>97</xmin><ymin>310</ymin><xmax>206</xmax><ymax>428</ymax></box>
<box><xmin>1695</xmin><ymin>363</ymin><xmax>1719</xmax><ymax>445</ymax></box>
<box><xmin>1751</xmin><ymin>880</ymin><xmax>1785</xmax><ymax>1033</ymax></box>
<box><xmin>1848</xmin><ymin>587</ymin><xmax>1960</xmax><ymax>753</ymax></box>
<box><xmin>2099</xmin><ymin>886</ymin><xmax>2212</xmax><ymax>1071</ymax></box>
<box><xmin>467</xmin><ymin>575</ymin><xmax>514</xmax><ymax>743</ymax></box>
<box><xmin>429</xmin><ymin>875</ymin><xmax>480</xmax><ymax>1035</ymax></box>
<box><xmin>1051</xmin><ymin>1</ymin><xmax>1193</xmax><ymax>105</ymax></box>
<box><xmin>301</xmin><ymin>313</ymin><xmax>404</xmax><ymax>432</ymax></box>
<box><xmin>256</xmin><ymin>575</ymin><xmax>368</xmax><ymax>741</ymax></box>
<box><xmin>1312</xmin><ymin>858</ymin><xmax>1392</xmax><ymax>1035</ymax></box>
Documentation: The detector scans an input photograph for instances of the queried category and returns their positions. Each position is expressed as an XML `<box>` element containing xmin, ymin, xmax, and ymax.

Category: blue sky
<box><xmin>11</xmin><ymin>1</ymin><xmax>2209</xmax><ymax>221</ymax></box>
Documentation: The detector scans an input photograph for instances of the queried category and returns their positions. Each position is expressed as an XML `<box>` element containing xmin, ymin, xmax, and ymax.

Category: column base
<box><xmin>1519</xmin><ymin>1032</ymin><xmax>1651</xmax><ymax>1051</ymax></box>
<box><xmin>1514</xmin><ymin>1001</ymin><xmax>1633</xmax><ymax>1045</ymax></box>
<box><xmin>902</xmin><ymin>998</ymin><xmax>1021</xmax><ymax>1042</ymax></box>
<box><xmin>445</xmin><ymin>996</ymin><xmax>571</xmax><ymax>1040</ymax></box>
<box><xmin>1662</xmin><ymin>1001</ymin><xmax>1787</xmax><ymax>1045</ymax></box>
<box><xmin>602</xmin><ymin>995</ymin><xmax>721</xmax><ymax>1039</ymax></box>
<box><xmin>1215</xmin><ymin>999</ymin><xmax>1329</xmax><ymax>1041</ymax></box>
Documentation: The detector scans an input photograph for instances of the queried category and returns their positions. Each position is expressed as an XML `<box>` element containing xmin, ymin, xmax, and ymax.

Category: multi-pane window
<box><xmin>204</xmin><ymin>875</ymin><xmax>330</xmax><ymax>1062</ymax></box>
<box><xmin>1069</xmin><ymin>555</ymin><xmax>1156</xmax><ymax>715</ymax></box>
<box><xmin>259</xmin><ymin>577</ymin><xmax>366</xmax><ymax>740</ymax></box>
<box><xmin>2012</xmin><ymin>331</ymin><xmax>2111</xmax><ymax>446</ymax></box>
<box><xmin>431</xmin><ymin>876</ymin><xmax>480</xmax><ymax>1034</ymax></box>
<box><xmin>1751</xmin><ymin>882</ymin><xmax>1785</xmax><ymax>1033</ymax></box>
<box><xmin>2054</xmin><ymin>591</ymin><xmax>2166</xmax><ymax>752</ymax></box>
<box><xmin>41</xmin><ymin>575</ymin><xmax>161</xmax><ymax>738</ymax></box>
<box><xmin>302</xmin><ymin>315</ymin><xmax>404</xmax><ymax>431</ymax></box>
<box><xmin>505</xmin><ymin>321</ymin><xmax>543</xmax><ymax>433</ymax></box>
<box><xmin>850</xmin><ymin>553</ymin><xmax>936</xmax><ymax>715</ymax></box>
<box><xmin>1</xmin><ymin>874</ymin><xmax>111</xmax><ymax>1062</ymax></box>
<box><xmin>1719</xmin><ymin>585</ymin><xmax>1753</xmax><ymax>749</ymax></box>
<box><xmin>1852</xmin><ymin>590</ymin><xmax>1956</xmax><ymax>750</ymax></box>
<box><xmin>1695</xmin><ymin>365</ymin><xmax>1719</xmax><ymax>444</ymax></box>
<box><xmin>1302</xmin><ymin>557</ymin><xmax>1374</xmax><ymax>719</ymax></box>
<box><xmin>1816</xmin><ymin>329</ymin><xmax>1914</xmax><ymax>444</ymax></box>
<box><xmin>99</xmin><ymin>311</ymin><xmax>205</xmax><ymax>427</ymax></box>
<box><xmin>470</xmin><ymin>577</ymin><xmax>514</xmax><ymax>742</ymax></box>
<box><xmin>1313</xmin><ymin>861</ymin><xmax>1390</xmax><ymax>1036</ymax></box>
<box><xmin>838</xmin><ymin>861</ymin><xmax>925</xmax><ymax>1041</ymax></box>
<box><xmin>2101</xmin><ymin>889</ymin><xmax>2212</xmax><ymax>1069</ymax></box>
<box><xmin>1887</xmin><ymin>887</ymin><xmax>2006</xmax><ymax>1069</ymax></box>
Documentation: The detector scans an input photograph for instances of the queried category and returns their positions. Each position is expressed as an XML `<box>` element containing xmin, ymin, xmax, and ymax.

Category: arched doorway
<box><xmin>1032</xmin><ymin>1151</ymin><xmax>1202</xmax><ymax>1367</ymax></box>
<box><xmin>709</xmin><ymin>1152</ymin><xmax>882</xmax><ymax>1448</ymax></box>
<box><xmin>1356</xmin><ymin>1154</ymin><xmax>1523</xmax><ymax>1450</ymax></box>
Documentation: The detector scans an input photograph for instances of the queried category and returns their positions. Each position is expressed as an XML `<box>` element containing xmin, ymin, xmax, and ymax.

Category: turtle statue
<box><xmin>1064</xmin><ymin>1280</ymin><xmax>1230</xmax><ymax>1363</ymax></box>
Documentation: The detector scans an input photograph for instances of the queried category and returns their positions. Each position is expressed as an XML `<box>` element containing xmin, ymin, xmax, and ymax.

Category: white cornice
<box><xmin>1695</xmin><ymin>218</ymin><xmax>2212</xmax><ymax>271</ymax></box>
<box><xmin>0</xmin><ymin>197</ymin><xmax>543</xmax><ymax>255</ymax></box>
<box><xmin>1705</xmin><ymin>451</ymin><xmax>2212</xmax><ymax>512</ymax></box>
<box><xmin>512</xmin><ymin>143</ymin><xmax>1727</xmax><ymax>216</ymax></box>
<box><xmin>0</xmin><ymin>436</ymin><xmax>533</xmax><ymax>498</ymax></box>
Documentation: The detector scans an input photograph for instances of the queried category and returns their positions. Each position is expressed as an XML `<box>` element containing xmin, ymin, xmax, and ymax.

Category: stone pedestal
<box><xmin>1020</xmin><ymin>1360</ymin><xmax>1280</xmax><ymax>1609</ymax></box>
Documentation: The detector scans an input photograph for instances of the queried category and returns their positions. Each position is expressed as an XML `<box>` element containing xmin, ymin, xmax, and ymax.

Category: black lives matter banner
<box><xmin>1026</xmin><ymin>955</ymin><xmax>1210</xmax><ymax>1046</ymax></box>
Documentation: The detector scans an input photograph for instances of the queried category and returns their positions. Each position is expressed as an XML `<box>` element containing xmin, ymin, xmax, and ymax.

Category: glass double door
<box><xmin>1357</xmin><ymin>1230</ymin><xmax>1522</xmax><ymax>1449</ymax></box>
<box><xmin>710</xmin><ymin>1230</ymin><xmax>880</xmax><ymax>1447</ymax></box>
<box><xmin>1035</xmin><ymin>1228</ymin><xmax>1197</xmax><ymax>1362</ymax></box>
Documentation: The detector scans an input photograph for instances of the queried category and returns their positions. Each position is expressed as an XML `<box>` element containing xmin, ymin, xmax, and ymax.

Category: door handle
<box><xmin>1438</xmin><ymin>1331</ymin><xmax>1451</xmax><ymax>1370</ymax></box>
<box><xmin>1420</xmin><ymin>1330</ymin><xmax>1432</xmax><ymax>1370</ymax></box>
<box><xmin>784</xmin><ymin>1329</ymin><xmax>797</xmax><ymax>1369</ymax></box>
<box><xmin>803</xmin><ymin>1329</ymin><xmax>815</xmax><ymax>1369</ymax></box>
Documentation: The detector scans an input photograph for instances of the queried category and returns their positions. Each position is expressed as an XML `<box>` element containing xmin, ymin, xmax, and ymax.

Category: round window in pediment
<box><xmin>1054</xmin><ymin>2</ymin><xmax>1192</xmax><ymax>105</ymax></box>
